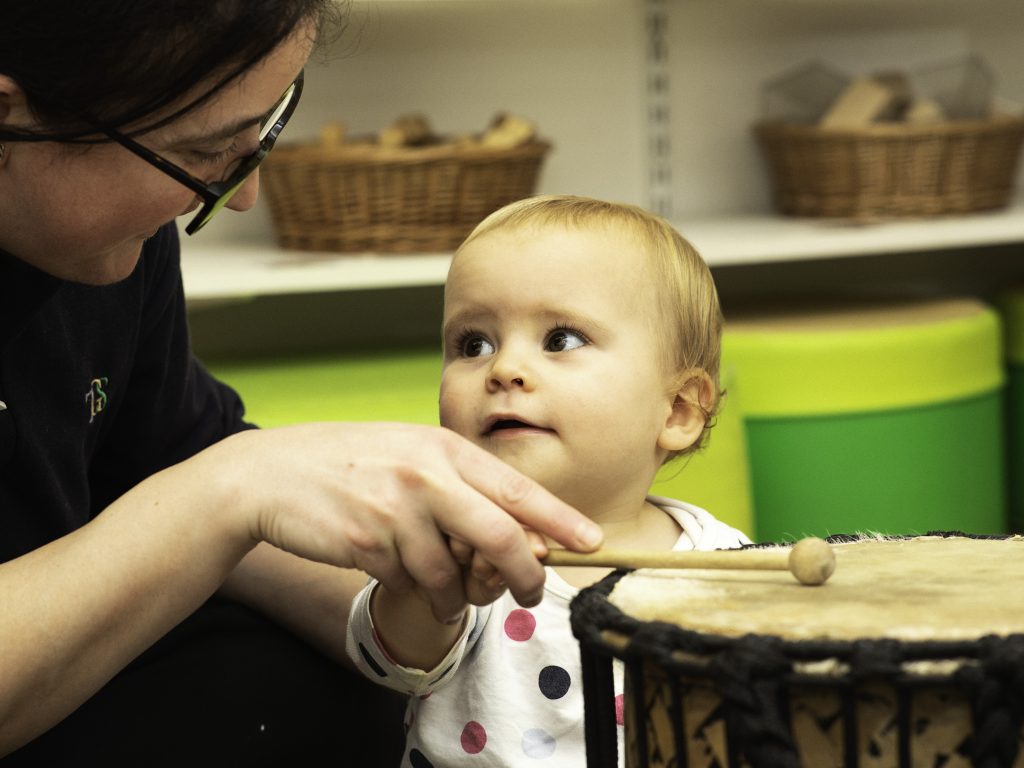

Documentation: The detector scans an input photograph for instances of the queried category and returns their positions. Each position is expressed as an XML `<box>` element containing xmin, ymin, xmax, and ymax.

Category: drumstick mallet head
<box><xmin>787</xmin><ymin>536</ymin><xmax>836</xmax><ymax>585</ymax></box>
<box><xmin>541</xmin><ymin>536</ymin><xmax>837</xmax><ymax>586</ymax></box>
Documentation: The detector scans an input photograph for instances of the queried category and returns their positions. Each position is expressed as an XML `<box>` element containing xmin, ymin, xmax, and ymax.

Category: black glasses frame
<box><xmin>96</xmin><ymin>70</ymin><xmax>304</xmax><ymax>235</ymax></box>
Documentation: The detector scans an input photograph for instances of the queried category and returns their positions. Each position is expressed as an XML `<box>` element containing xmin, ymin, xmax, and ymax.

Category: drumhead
<box><xmin>607</xmin><ymin>534</ymin><xmax>1024</xmax><ymax>643</ymax></box>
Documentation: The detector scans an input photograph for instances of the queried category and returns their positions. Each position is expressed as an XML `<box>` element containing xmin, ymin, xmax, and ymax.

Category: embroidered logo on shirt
<box><xmin>85</xmin><ymin>377</ymin><xmax>109</xmax><ymax>423</ymax></box>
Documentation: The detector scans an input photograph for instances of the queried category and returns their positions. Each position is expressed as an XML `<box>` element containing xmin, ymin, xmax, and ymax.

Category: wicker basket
<box><xmin>260</xmin><ymin>139</ymin><xmax>550</xmax><ymax>253</ymax></box>
<box><xmin>754</xmin><ymin>116</ymin><xmax>1024</xmax><ymax>219</ymax></box>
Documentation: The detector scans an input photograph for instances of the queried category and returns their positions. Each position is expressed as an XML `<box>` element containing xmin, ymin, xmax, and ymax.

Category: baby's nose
<box><xmin>487</xmin><ymin>351</ymin><xmax>530</xmax><ymax>390</ymax></box>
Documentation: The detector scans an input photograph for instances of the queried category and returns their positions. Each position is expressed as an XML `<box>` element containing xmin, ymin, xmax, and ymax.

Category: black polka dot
<box><xmin>538</xmin><ymin>665</ymin><xmax>571</xmax><ymax>699</ymax></box>
<box><xmin>409</xmin><ymin>748</ymin><xmax>434</xmax><ymax>768</ymax></box>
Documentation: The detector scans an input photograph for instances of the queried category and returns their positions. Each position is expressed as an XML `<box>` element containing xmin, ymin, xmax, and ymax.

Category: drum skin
<box><xmin>569</xmin><ymin>534</ymin><xmax>1024</xmax><ymax>768</ymax></box>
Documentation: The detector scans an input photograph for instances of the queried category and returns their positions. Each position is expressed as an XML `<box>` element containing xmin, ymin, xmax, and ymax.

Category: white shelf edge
<box><xmin>181</xmin><ymin>199</ymin><xmax>1024</xmax><ymax>302</ymax></box>
<box><xmin>678</xmin><ymin>197</ymin><xmax>1024</xmax><ymax>268</ymax></box>
<box><xmin>181</xmin><ymin>244</ymin><xmax>452</xmax><ymax>303</ymax></box>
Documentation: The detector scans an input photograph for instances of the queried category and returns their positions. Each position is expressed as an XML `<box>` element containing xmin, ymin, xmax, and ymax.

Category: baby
<box><xmin>346</xmin><ymin>194</ymin><xmax>749</xmax><ymax>767</ymax></box>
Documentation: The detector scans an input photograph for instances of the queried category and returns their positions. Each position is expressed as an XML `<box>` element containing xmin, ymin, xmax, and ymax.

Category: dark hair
<box><xmin>0</xmin><ymin>0</ymin><xmax>345</xmax><ymax>142</ymax></box>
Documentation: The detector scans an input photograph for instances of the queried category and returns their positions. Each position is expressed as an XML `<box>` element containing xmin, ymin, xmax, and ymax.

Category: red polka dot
<box><xmin>615</xmin><ymin>694</ymin><xmax>625</xmax><ymax>726</ymax></box>
<box><xmin>461</xmin><ymin>721</ymin><xmax>487</xmax><ymax>754</ymax></box>
<box><xmin>503</xmin><ymin>609</ymin><xmax>537</xmax><ymax>641</ymax></box>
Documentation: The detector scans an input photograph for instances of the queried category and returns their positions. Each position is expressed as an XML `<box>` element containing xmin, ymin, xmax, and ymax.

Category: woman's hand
<box><xmin>209</xmin><ymin>422</ymin><xmax>602</xmax><ymax>624</ymax></box>
<box><xmin>448</xmin><ymin>531</ymin><xmax>548</xmax><ymax>607</ymax></box>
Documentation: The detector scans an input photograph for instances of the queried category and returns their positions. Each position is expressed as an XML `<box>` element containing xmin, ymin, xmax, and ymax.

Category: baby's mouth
<box><xmin>488</xmin><ymin>419</ymin><xmax>532</xmax><ymax>433</ymax></box>
<box><xmin>484</xmin><ymin>417</ymin><xmax>550</xmax><ymax>436</ymax></box>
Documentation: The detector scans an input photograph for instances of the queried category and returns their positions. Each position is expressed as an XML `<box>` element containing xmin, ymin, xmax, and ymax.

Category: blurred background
<box><xmin>182</xmin><ymin>0</ymin><xmax>1024</xmax><ymax>541</ymax></box>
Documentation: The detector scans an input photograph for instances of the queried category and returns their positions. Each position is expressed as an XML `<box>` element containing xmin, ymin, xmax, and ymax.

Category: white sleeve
<box><xmin>344</xmin><ymin>578</ymin><xmax>485</xmax><ymax>697</ymax></box>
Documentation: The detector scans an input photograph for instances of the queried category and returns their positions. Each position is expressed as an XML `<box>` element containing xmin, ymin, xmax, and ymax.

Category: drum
<box><xmin>569</xmin><ymin>534</ymin><xmax>1024</xmax><ymax>768</ymax></box>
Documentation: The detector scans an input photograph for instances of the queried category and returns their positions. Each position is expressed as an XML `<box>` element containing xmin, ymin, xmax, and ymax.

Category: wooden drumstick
<box><xmin>541</xmin><ymin>536</ymin><xmax>836</xmax><ymax>586</ymax></box>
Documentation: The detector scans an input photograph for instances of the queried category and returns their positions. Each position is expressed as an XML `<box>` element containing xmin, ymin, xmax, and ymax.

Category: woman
<box><xmin>0</xmin><ymin>2</ymin><xmax>602</xmax><ymax>764</ymax></box>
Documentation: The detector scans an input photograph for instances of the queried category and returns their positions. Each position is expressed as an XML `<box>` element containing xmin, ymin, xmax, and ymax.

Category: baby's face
<box><xmin>439</xmin><ymin>223</ymin><xmax>677</xmax><ymax>508</ymax></box>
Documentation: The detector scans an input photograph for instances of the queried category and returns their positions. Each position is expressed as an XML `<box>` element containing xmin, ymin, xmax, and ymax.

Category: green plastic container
<box><xmin>998</xmin><ymin>290</ymin><xmax>1024</xmax><ymax>534</ymax></box>
<box><xmin>208</xmin><ymin>348</ymin><xmax>444</xmax><ymax>428</ymax></box>
<box><xmin>723</xmin><ymin>298</ymin><xmax>1006</xmax><ymax>541</ymax></box>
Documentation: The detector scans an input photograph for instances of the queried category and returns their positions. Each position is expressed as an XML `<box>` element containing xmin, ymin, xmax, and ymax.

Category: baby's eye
<box><xmin>461</xmin><ymin>334</ymin><xmax>495</xmax><ymax>358</ymax></box>
<box><xmin>546</xmin><ymin>328</ymin><xmax>588</xmax><ymax>352</ymax></box>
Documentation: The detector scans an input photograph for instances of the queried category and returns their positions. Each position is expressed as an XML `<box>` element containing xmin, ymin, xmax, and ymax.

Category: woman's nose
<box><xmin>226</xmin><ymin>170</ymin><xmax>261</xmax><ymax>213</ymax></box>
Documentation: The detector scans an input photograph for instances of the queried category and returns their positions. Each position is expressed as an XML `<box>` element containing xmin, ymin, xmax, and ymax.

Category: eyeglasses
<box><xmin>97</xmin><ymin>71</ymin><xmax>304</xmax><ymax>235</ymax></box>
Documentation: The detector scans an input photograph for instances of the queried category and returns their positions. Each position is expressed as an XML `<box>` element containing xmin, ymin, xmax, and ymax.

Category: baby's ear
<box><xmin>658</xmin><ymin>370</ymin><xmax>715</xmax><ymax>453</ymax></box>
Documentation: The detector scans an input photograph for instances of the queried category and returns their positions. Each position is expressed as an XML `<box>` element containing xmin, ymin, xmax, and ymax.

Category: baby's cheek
<box><xmin>437</xmin><ymin>384</ymin><xmax>466</xmax><ymax>432</ymax></box>
<box><xmin>437</xmin><ymin>397</ymin><xmax>456</xmax><ymax>430</ymax></box>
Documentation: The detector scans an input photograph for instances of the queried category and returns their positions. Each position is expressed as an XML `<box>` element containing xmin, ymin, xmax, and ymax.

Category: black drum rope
<box><xmin>956</xmin><ymin>634</ymin><xmax>1024</xmax><ymax>768</ymax></box>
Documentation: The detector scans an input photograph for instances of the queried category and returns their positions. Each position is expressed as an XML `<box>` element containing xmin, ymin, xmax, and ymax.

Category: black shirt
<box><xmin>0</xmin><ymin>225</ymin><xmax>403</xmax><ymax>766</ymax></box>
<box><xmin>0</xmin><ymin>224</ymin><xmax>250</xmax><ymax>559</ymax></box>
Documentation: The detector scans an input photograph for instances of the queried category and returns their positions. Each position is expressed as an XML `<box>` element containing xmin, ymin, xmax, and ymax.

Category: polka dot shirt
<box><xmin>346</xmin><ymin>497</ymin><xmax>749</xmax><ymax>767</ymax></box>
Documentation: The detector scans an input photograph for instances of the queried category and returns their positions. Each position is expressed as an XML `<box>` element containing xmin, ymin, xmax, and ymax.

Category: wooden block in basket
<box><xmin>819</xmin><ymin>77</ymin><xmax>897</xmax><ymax>129</ymax></box>
<box><xmin>261</xmin><ymin>113</ymin><xmax>551</xmax><ymax>254</ymax></box>
<box><xmin>377</xmin><ymin>114</ymin><xmax>435</xmax><ymax>148</ymax></box>
<box><xmin>753</xmin><ymin>114</ymin><xmax>1024</xmax><ymax>219</ymax></box>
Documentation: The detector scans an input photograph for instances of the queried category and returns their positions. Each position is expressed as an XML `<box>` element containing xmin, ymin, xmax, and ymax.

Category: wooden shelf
<box><xmin>181</xmin><ymin>199</ymin><xmax>1024</xmax><ymax>302</ymax></box>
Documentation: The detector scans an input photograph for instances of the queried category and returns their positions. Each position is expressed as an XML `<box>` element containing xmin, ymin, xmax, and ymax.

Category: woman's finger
<box><xmin>448</xmin><ymin>435</ymin><xmax>602</xmax><ymax>553</ymax></box>
<box><xmin>422</xmin><ymin>435</ymin><xmax>601</xmax><ymax>606</ymax></box>
<box><xmin>469</xmin><ymin>550</ymin><xmax>497</xmax><ymax>581</ymax></box>
<box><xmin>449</xmin><ymin>537</ymin><xmax>474</xmax><ymax>566</ymax></box>
<box><xmin>391</xmin><ymin>514</ymin><xmax>467</xmax><ymax>624</ymax></box>
<box><xmin>463</xmin><ymin>570</ymin><xmax>506</xmax><ymax>607</ymax></box>
<box><xmin>523</xmin><ymin>528</ymin><xmax>548</xmax><ymax>559</ymax></box>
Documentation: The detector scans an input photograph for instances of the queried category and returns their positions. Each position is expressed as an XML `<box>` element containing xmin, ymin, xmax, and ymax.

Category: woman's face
<box><xmin>0</xmin><ymin>19</ymin><xmax>315</xmax><ymax>285</ymax></box>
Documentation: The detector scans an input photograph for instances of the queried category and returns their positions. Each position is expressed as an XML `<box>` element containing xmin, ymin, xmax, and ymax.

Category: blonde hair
<box><xmin>457</xmin><ymin>194</ymin><xmax>723</xmax><ymax>458</ymax></box>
